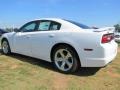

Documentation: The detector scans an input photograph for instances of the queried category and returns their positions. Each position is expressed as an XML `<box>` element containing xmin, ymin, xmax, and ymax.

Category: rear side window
<box><xmin>38</xmin><ymin>20</ymin><xmax>61</xmax><ymax>31</ymax></box>
<box><xmin>38</xmin><ymin>21</ymin><xmax>51</xmax><ymax>31</ymax></box>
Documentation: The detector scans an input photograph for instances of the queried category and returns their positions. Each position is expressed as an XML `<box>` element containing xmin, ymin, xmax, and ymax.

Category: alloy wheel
<box><xmin>54</xmin><ymin>49</ymin><xmax>74</xmax><ymax>71</ymax></box>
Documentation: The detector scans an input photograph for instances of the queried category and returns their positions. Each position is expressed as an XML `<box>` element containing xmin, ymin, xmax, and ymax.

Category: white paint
<box><xmin>1</xmin><ymin>18</ymin><xmax>118</xmax><ymax>67</ymax></box>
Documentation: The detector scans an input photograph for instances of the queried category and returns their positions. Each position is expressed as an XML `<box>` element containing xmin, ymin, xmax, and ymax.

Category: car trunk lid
<box><xmin>94</xmin><ymin>27</ymin><xmax>115</xmax><ymax>43</ymax></box>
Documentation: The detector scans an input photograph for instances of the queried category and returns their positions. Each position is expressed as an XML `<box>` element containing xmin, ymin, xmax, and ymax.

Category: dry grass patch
<box><xmin>0</xmin><ymin>47</ymin><xmax>120</xmax><ymax>90</ymax></box>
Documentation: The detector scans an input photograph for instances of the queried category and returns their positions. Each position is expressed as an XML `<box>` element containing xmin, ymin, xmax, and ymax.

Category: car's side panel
<box><xmin>1</xmin><ymin>30</ymin><xmax>104</xmax><ymax>66</ymax></box>
<box><xmin>28</xmin><ymin>31</ymin><xmax>56</xmax><ymax>61</ymax></box>
<box><xmin>65</xmin><ymin>31</ymin><xmax>103</xmax><ymax>67</ymax></box>
<box><xmin>1</xmin><ymin>18</ymin><xmax>117</xmax><ymax>68</ymax></box>
<box><xmin>27</xmin><ymin>31</ymin><xmax>80</xmax><ymax>62</ymax></box>
<box><xmin>1</xmin><ymin>32</ymin><xmax>16</xmax><ymax>52</ymax></box>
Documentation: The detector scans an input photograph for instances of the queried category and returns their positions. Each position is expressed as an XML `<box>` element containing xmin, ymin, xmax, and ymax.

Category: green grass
<box><xmin>0</xmin><ymin>48</ymin><xmax>120</xmax><ymax>90</ymax></box>
<box><xmin>118</xmin><ymin>43</ymin><xmax>120</xmax><ymax>46</ymax></box>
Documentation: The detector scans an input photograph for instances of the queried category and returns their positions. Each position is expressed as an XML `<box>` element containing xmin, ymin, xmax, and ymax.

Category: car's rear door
<box><xmin>30</xmin><ymin>20</ymin><xmax>61</xmax><ymax>61</ymax></box>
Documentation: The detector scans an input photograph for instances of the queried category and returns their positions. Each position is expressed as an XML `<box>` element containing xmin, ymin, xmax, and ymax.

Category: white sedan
<box><xmin>1</xmin><ymin>18</ymin><xmax>118</xmax><ymax>73</ymax></box>
<box><xmin>115</xmin><ymin>32</ymin><xmax>120</xmax><ymax>42</ymax></box>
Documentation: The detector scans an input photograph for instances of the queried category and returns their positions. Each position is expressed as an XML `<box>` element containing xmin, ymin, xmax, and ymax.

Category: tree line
<box><xmin>114</xmin><ymin>24</ymin><xmax>120</xmax><ymax>32</ymax></box>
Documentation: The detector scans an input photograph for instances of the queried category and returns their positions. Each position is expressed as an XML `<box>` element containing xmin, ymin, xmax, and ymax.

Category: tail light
<box><xmin>101</xmin><ymin>33</ymin><xmax>114</xmax><ymax>43</ymax></box>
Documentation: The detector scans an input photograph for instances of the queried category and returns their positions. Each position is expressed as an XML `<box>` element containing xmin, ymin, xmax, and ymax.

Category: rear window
<box><xmin>65</xmin><ymin>20</ymin><xmax>91</xmax><ymax>29</ymax></box>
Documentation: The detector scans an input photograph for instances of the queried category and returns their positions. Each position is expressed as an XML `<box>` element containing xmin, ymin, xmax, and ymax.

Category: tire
<box><xmin>52</xmin><ymin>45</ymin><xmax>80</xmax><ymax>73</ymax></box>
<box><xmin>1</xmin><ymin>40</ymin><xmax>11</xmax><ymax>54</ymax></box>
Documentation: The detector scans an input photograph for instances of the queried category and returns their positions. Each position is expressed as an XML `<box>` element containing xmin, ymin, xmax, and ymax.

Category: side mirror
<box><xmin>14</xmin><ymin>28</ymin><xmax>20</xmax><ymax>32</ymax></box>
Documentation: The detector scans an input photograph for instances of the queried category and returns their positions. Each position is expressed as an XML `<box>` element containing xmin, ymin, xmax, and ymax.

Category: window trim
<box><xmin>19</xmin><ymin>20</ymin><xmax>62</xmax><ymax>32</ymax></box>
<box><xmin>49</xmin><ymin>21</ymin><xmax>61</xmax><ymax>30</ymax></box>
<box><xmin>37</xmin><ymin>20</ymin><xmax>61</xmax><ymax>31</ymax></box>
<box><xmin>19</xmin><ymin>21</ymin><xmax>39</xmax><ymax>32</ymax></box>
<box><xmin>37</xmin><ymin>20</ymin><xmax>51</xmax><ymax>31</ymax></box>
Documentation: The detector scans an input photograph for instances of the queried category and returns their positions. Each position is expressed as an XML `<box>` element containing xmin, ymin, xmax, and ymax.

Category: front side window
<box><xmin>20</xmin><ymin>22</ymin><xmax>36</xmax><ymax>32</ymax></box>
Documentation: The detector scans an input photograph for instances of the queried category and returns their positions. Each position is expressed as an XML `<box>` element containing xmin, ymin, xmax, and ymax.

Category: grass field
<box><xmin>0</xmin><ymin>47</ymin><xmax>120</xmax><ymax>90</ymax></box>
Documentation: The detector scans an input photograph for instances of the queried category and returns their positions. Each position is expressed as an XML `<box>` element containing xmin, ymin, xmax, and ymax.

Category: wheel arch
<box><xmin>1</xmin><ymin>37</ymin><xmax>9</xmax><ymax>44</ymax></box>
<box><xmin>1</xmin><ymin>37</ymin><xmax>11</xmax><ymax>54</ymax></box>
<box><xmin>50</xmin><ymin>43</ymin><xmax>81</xmax><ymax>66</ymax></box>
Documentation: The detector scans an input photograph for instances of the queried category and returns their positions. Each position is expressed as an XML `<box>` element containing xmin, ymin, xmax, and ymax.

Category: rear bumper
<box><xmin>81</xmin><ymin>51</ymin><xmax>117</xmax><ymax>67</ymax></box>
<box><xmin>80</xmin><ymin>42</ymin><xmax>118</xmax><ymax>67</ymax></box>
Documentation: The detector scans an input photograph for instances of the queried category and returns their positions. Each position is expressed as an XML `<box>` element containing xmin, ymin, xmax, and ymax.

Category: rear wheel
<box><xmin>52</xmin><ymin>45</ymin><xmax>80</xmax><ymax>73</ymax></box>
<box><xmin>1</xmin><ymin>40</ymin><xmax>11</xmax><ymax>54</ymax></box>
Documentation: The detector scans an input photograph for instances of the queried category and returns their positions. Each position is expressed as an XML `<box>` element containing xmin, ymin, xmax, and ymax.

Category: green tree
<box><xmin>114</xmin><ymin>24</ymin><xmax>120</xmax><ymax>32</ymax></box>
<box><xmin>5</xmin><ymin>28</ymin><xmax>14</xmax><ymax>32</ymax></box>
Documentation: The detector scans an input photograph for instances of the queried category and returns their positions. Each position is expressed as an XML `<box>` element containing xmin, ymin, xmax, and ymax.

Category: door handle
<box><xmin>49</xmin><ymin>34</ymin><xmax>55</xmax><ymax>38</ymax></box>
<box><xmin>25</xmin><ymin>35</ymin><xmax>31</xmax><ymax>38</ymax></box>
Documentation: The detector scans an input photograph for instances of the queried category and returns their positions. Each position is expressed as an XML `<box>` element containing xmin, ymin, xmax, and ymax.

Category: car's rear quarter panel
<box><xmin>68</xmin><ymin>31</ymin><xmax>117</xmax><ymax>67</ymax></box>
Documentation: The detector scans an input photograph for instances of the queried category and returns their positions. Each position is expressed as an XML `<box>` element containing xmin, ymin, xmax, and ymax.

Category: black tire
<box><xmin>1</xmin><ymin>40</ymin><xmax>11</xmax><ymax>55</ymax></box>
<box><xmin>52</xmin><ymin>45</ymin><xmax>80</xmax><ymax>73</ymax></box>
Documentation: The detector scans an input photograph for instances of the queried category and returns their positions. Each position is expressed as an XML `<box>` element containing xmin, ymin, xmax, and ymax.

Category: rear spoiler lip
<box><xmin>94</xmin><ymin>30</ymin><xmax>108</xmax><ymax>32</ymax></box>
<box><xmin>93</xmin><ymin>27</ymin><xmax>115</xmax><ymax>32</ymax></box>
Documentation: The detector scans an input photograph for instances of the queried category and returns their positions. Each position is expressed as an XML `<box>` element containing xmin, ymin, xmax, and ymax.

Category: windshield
<box><xmin>65</xmin><ymin>20</ymin><xmax>91</xmax><ymax>29</ymax></box>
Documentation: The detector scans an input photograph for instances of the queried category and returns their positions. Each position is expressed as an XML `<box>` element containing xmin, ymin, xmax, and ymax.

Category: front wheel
<box><xmin>52</xmin><ymin>45</ymin><xmax>80</xmax><ymax>73</ymax></box>
<box><xmin>1</xmin><ymin>40</ymin><xmax>11</xmax><ymax>54</ymax></box>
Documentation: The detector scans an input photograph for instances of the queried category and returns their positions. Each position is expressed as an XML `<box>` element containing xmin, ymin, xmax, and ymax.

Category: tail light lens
<box><xmin>101</xmin><ymin>33</ymin><xmax>114</xmax><ymax>43</ymax></box>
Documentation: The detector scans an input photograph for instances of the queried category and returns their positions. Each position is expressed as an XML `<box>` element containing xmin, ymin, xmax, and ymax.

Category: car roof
<box><xmin>30</xmin><ymin>18</ymin><xmax>66</xmax><ymax>24</ymax></box>
<box><xmin>29</xmin><ymin>18</ymin><xmax>83</xmax><ymax>30</ymax></box>
<box><xmin>34</xmin><ymin>18</ymin><xmax>63</xmax><ymax>21</ymax></box>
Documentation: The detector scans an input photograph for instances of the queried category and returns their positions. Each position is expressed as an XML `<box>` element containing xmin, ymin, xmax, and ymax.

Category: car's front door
<box><xmin>13</xmin><ymin>21</ymin><xmax>38</xmax><ymax>56</ymax></box>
